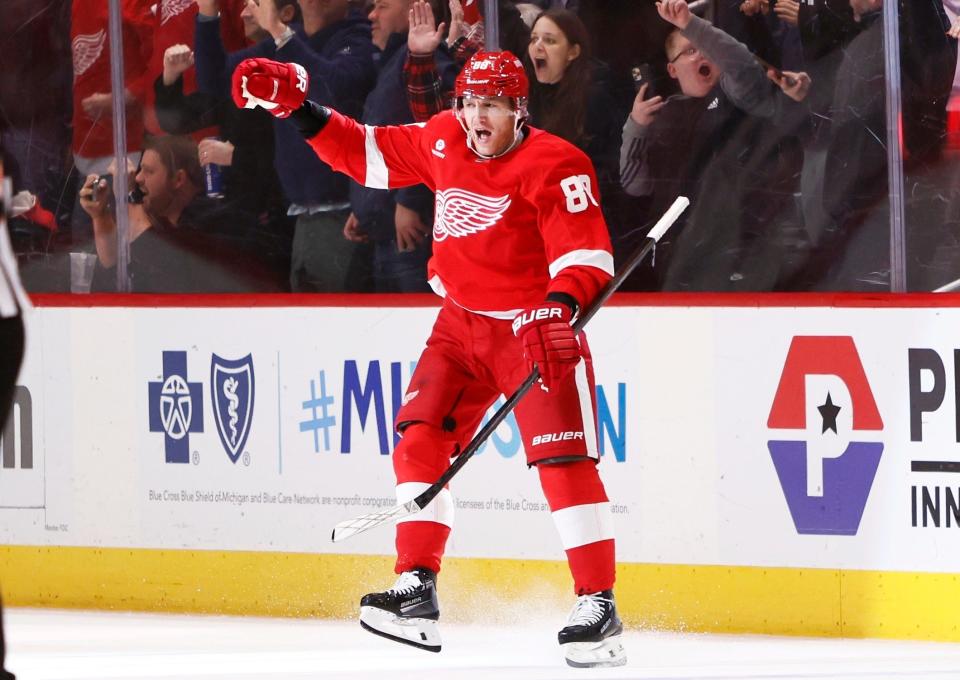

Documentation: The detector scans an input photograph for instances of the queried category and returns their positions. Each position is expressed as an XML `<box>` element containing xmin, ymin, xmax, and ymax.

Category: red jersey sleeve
<box><xmin>531</xmin><ymin>144</ymin><xmax>614</xmax><ymax>311</ymax></box>
<box><xmin>306</xmin><ymin>109</ymin><xmax>435</xmax><ymax>191</ymax></box>
<box><xmin>123</xmin><ymin>0</ymin><xmax>156</xmax><ymax>101</ymax></box>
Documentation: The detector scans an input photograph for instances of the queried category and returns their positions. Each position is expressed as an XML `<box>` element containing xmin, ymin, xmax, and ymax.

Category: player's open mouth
<box><xmin>473</xmin><ymin>129</ymin><xmax>492</xmax><ymax>141</ymax></box>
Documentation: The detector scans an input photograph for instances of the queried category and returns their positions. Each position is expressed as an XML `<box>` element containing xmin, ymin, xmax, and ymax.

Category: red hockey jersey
<box><xmin>71</xmin><ymin>0</ymin><xmax>154</xmax><ymax>157</ymax></box>
<box><xmin>143</xmin><ymin>0</ymin><xmax>248</xmax><ymax>137</ymax></box>
<box><xmin>308</xmin><ymin>110</ymin><xmax>614</xmax><ymax>315</ymax></box>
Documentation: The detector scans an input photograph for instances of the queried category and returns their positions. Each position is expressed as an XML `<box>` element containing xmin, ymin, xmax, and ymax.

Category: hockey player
<box><xmin>232</xmin><ymin>50</ymin><xmax>625</xmax><ymax>668</ymax></box>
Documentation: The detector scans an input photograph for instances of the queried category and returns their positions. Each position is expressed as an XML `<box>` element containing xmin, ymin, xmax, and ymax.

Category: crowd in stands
<box><xmin>1</xmin><ymin>0</ymin><xmax>958</xmax><ymax>293</ymax></box>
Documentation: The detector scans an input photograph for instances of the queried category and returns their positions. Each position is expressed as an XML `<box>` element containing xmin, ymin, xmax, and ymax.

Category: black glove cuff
<box><xmin>289</xmin><ymin>101</ymin><xmax>331</xmax><ymax>139</ymax></box>
<box><xmin>546</xmin><ymin>292</ymin><xmax>579</xmax><ymax>318</ymax></box>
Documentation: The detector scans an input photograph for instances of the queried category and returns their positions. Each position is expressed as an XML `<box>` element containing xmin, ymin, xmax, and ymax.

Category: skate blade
<box><xmin>359</xmin><ymin>605</ymin><xmax>441</xmax><ymax>653</ymax></box>
<box><xmin>562</xmin><ymin>635</ymin><xmax>627</xmax><ymax>668</ymax></box>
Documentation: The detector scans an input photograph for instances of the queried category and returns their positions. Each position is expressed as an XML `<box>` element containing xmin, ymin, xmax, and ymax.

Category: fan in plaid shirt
<box><xmin>403</xmin><ymin>0</ymin><xmax>488</xmax><ymax>122</ymax></box>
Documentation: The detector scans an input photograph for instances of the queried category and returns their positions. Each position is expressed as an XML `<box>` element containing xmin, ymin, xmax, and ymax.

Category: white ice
<box><xmin>6</xmin><ymin>608</ymin><xmax>960</xmax><ymax>680</ymax></box>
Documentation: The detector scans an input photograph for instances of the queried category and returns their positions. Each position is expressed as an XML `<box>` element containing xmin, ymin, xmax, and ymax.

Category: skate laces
<box><xmin>388</xmin><ymin>571</ymin><xmax>425</xmax><ymax>596</ymax></box>
<box><xmin>566</xmin><ymin>593</ymin><xmax>611</xmax><ymax>627</ymax></box>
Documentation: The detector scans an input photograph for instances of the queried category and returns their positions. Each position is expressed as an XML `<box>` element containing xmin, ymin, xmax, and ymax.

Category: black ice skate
<box><xmin>359</xmin><ymin>568</ymin><xmax>441</xmax><ymax>652</ymax></box>
<box><xmin>558</xmin><ymin>590</ymin><xmax>627</xmax><ymax>668</ymax></box>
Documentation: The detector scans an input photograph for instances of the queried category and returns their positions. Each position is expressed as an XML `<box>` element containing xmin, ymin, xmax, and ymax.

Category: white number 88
<box><xmin>560</xmin><ymin>174</ymin><xmax>598</xmax><ymax>214</ymax></box>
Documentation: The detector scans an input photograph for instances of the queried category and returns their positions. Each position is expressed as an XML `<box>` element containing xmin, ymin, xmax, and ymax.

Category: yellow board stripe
<box><xmin>1</xmin><ymin>546</ymin><xmax>958</xmax><ymax>641</ymax></box>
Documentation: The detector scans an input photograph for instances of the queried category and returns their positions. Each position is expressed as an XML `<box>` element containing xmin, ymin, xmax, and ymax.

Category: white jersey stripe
<box><xmin>395</xmin><ymin>482</ymin><xmax>455</xmax><ymax>528</ymax></box>
<box><xmin>427</xmin><ymin>274</ymin><xmax>446</xmax><ymax>299</ymax></box>
<box><xmin>430</xmin><ymin>275</ymin><xmax>526</xmax><ymax>320</ymax></box>
<box><xmin>574</xmin><ymin>356</ymin><xmax>599</xmax><ymax>459</ymax></box>
<box><xmin>551</xmin><ymin>501</ymin><xmax>614</xmax><ymax>550</ymax></box>
<box><xmin>363</xmin><ymin>125</ymin><xmax>390</xmax><ymax>189</ymax></box>
<box><xmin>548</xmin><ymin>249</ymin><xmax>614</xmax><ymax>279</ymax></box>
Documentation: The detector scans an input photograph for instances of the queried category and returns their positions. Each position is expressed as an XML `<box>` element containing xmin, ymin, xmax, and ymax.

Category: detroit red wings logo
<box><xmin>434</xmin><ymin>188</ymin><xmax>510</xmax><ymax>241</ymax></box>
<box><xmin>161</xmin><ymin>0</ymin><xmax>195</xmax><ymax>24</ymax></box>
<box><xmin>73</xmin><ymin>30</ymin><xmax>106</xmax><ymax>78</ymax></box>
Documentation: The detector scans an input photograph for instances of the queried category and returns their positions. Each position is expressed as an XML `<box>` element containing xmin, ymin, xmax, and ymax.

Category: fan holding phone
<box><xmin>619</xmin><ymin>0</ymin><xmax>813</xmax><ymax>290</ymax></box>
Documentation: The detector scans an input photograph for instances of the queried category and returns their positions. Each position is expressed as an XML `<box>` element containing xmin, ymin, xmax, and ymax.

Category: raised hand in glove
<box><xmin>512</xmin><ymin>302</ymin><xmax>580</xmax><ymax>391</ymax></box>
<box><xmin>231</xmin><ymin>58</ymin><xmax>308</xmax><ymax>118</ymax></box>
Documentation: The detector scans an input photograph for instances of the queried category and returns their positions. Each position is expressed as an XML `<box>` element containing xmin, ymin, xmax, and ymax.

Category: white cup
<box><xmin>69</xmin><ymin>252</ymin><xmax>98</xmax><ymax>294</ymax></box>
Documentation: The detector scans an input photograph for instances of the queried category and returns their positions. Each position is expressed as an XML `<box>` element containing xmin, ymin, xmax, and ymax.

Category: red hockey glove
<box><xmin>512</xmin><ymin>302</ymin><xmax>580</xmax><ymax>391</ymax></box>
<box><xmin>231</xmin><ymin>58</ymin><xmax>309</xmax><ymax>119</ymax></box>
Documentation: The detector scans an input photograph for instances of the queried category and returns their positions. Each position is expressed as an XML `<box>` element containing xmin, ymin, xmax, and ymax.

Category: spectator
<box><xmin>620</xmin><ymin>0</ymin><xmax>810</xmax><ymax>291</ymax></box>
<box><xmin>195</xmin><ymin>0</ymin><xmax>378</xmax><ymax>292</ymax></box>
<box><xmin>142</xmin><ymin>0</ymin><xmax>250</xmax><ymax>139</ymax></box>
<box><xmin>0</xmin><ymin>0</ymin><xmax>73</xmax><ymax>233</ymax></box>
<box><xmin>771</xmin><ymin>0</ymin><xmax>859</xmax><ymax>274</ymax></box>
<box><xmin>526</xmin><ymin>10</ymin><xmax>620</xmax><ymax>151</ymax></box>
<box><xmin>524</xmin><ymin>10</ymin><xmax>630</xmax><ymax>275</ymax></box>
<box><xmin>153</xmin><ymin>1</ymin><xmax>301</xmax><ymax>288</ymax></box>
<box><xmin>805</xmin><ymin>0</ymin><xmax>957</xmax><ymax>290</ymax></box>
<box><xmin>577</xmin><ymin>0</ymin><xmax>670</xmax><ymax>91</ymax></box>
<box><xmin>156</xmin><ymin>35</ymin><xmax>290</xmax><ymax>220</ymax></box>
<box><xmin>443</xmin><ymin>0</ymin><xmax>531</xmax><ymax>63</ymax></box>
<box><xmin>69</xmin><ymin>0</ymin><xmax>155</xmax><ymax>247</ymax></box>
<box><xmin>0</xmin><ymin>137</ymin><xmax>59</xmax><ymax>262</ymax></box>
<box><xmin>344</xmin><ymin>0</ymin><xmax>458</xmax><ymax>292</ymax></box>
<box><xmin>403</xmin><ymin>0</ymin><xmax>529</xmax><ymax>123</ymax></box>
<box><xmin>78</xmin><ymin>134</ymin><xmax>270</xmax><ymax>292</ymax></box>
<box><xmin>898</xmin><ymin>0</ymin><xmax>956</xmax><ymax>167</ymax></box>
<box><xmin>720</xmin><ymin>0</ymin><xmax>788</xmax><ymax>72</ymax></box>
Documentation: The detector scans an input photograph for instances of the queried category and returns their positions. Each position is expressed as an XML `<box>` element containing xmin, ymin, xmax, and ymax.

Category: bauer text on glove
<box><xmin>512</xmin><ymin>303</ymin><xmax>580</xmax><ymax>390</ymax></box>
<box><xmin>231</xmin><ymin>58</ymin><xmax>308</xmax><ymax>118</ymax></box>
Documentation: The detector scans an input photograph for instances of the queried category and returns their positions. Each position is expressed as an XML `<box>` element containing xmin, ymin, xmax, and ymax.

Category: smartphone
<box><xmin>128</xmin><ymin>152</ymin><xmax>144</xmax><ymax>204</ymax></box>
<box><xmin>632</xmin><ymin>64</ymin><xmax>663</xmax><ymax>99</ymax></box>
<box><xmin>754</xmin><ymin>54</ymin><xmax>797</xmax><ymax>87</ymax></box>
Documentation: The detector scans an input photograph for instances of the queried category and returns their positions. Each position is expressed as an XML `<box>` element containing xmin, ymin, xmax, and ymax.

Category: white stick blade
<box><xmin>330</xmin><ymin>500</ymin><xmax>421</xmax><ymax>542</ymax></box>
<box><xmin>646</xmin><ymin>196</ymin><xmax>690</xmax><ymax>243</ymax></box>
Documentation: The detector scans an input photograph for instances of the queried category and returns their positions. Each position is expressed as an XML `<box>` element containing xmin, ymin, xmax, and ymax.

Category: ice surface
<box><xmin>5</xmin><ymin>608</ymin><xmax>960</xmax><ymax>680</ymax></box>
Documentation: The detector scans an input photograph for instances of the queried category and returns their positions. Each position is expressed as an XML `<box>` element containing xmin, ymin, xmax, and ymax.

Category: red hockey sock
<box><xmin>395</xmin><ymin>521</ymin><xmax>450</xmax><ymax>575</ymax></box>
<box><xmin>392</xmin><ymin>423</ymin><xmax>457</xmax><ymax>575</ymax></box>
<box><xmin>538</xmin><ymin>459</ymin><xmax>616</xmax><ymax>594</ymax></box>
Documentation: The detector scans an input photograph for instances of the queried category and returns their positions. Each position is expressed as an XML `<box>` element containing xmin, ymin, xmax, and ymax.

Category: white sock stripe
<box><xmin>574</xmin><ymin>358</ymin><xmax>599</xmax><ymax>459</ymax></box>
<box><xmin>551</xmin><ymin>501</ymin><xmax>614</xmax><ymax>550</ymax></box>
<box><xmin>395</xmin><ymin>482</ymin><xmax>455</xmax><ymax>528</ymax></box>
<box><xmin>364</xmin><ymin>125</ymin><xmax>389</xmax><ymax>189</ymax></box>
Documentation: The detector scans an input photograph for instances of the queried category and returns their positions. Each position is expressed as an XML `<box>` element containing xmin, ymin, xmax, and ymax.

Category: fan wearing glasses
<box><xmin>622</xmin><ymin>0</ymin><xmax>810</xmax><ymax>195</ymax></box>
<box><xmin>618</xmin><ymin>0</ymin><xmax>812</xmax><ymax>291</ymax></box>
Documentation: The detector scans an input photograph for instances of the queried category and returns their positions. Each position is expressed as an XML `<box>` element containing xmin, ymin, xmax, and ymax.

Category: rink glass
<box><xmin>2</xmin><ymin>0</ymin><xmax>958</xmax><ymax>294</ymax></box>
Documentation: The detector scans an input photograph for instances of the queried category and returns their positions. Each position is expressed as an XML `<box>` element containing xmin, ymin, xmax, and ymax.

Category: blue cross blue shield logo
<box><xmin>149</xmin><ymin>351</ymin><xmax>204</xmax><ymax>463</ymax></box>
<box><xmin>211</xmin><ymin>354</ymin><xmax>255</xmax><ymax>464</ymax></box>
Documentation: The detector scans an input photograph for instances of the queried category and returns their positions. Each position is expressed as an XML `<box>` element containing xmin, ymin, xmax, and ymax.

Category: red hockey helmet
<box><xmin>454</xmin><ymin>50</ymin><xmax>529</xmax><ymax>101</ymax></box>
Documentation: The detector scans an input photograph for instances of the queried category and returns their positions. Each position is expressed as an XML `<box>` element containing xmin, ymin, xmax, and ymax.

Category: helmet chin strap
<box><xmin>456</xmin><ymin>105</ymin><xmax>528</xmax><ymax>160</ymax></box>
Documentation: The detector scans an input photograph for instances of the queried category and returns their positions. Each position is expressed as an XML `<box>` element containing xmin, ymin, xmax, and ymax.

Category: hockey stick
<box><xmin>331</xmin><ymin>196</ymin><xmax>690</xmax><ymax>542</ymax></box>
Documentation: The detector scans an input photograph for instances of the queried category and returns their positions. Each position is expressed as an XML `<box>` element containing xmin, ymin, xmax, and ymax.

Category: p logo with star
<box><xmin>766</xmin><ymin>336</ymin><xmax>884</xmax><ymax>535</ymax></box>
